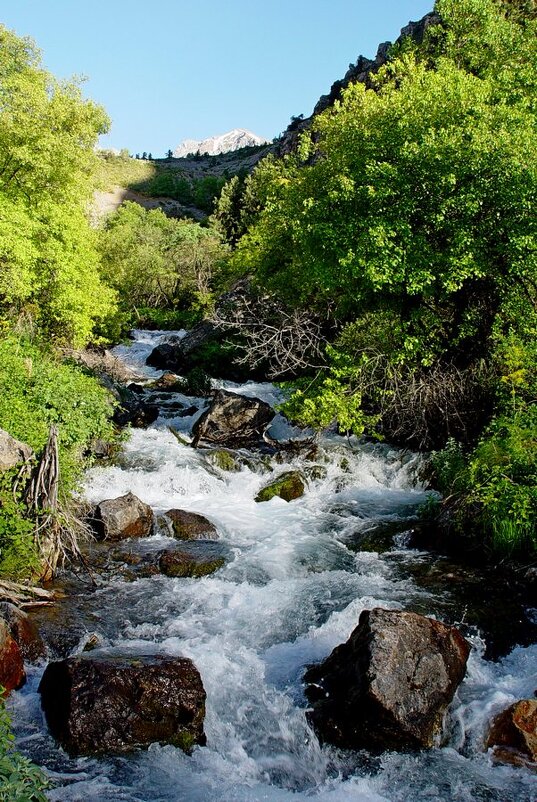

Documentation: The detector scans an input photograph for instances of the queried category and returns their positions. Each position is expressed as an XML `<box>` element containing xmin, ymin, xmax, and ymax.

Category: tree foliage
<box><xmin>0</xmin><ymin>25</ymin><xmax>116</xmax><ymax>346</ymax></box>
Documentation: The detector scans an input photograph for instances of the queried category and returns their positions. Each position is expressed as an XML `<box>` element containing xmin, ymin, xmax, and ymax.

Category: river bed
<box><xmin>9</xmin><ymin>330</ymin><xmax>537</xmax><ymax>802</ymax></box>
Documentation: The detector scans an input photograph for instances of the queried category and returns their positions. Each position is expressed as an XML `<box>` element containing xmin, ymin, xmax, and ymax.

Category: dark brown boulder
<box><xmin>192</xmin><ymin>390</ymin><xmax>274</xmax><ymax>448</ymax></box>
<box><xmin>0</xmin><ymin>602</ymin><xmax>46</xmax><ymax>663</ymax></box>
<box><xmin>92</xmin><ymin>492</ymin><xmax>154</xmax><ymax>541</ymax></box>
<box><xmin>485</xmin><ymin>700</ymin><xmax>537</xmax><ymax>769</ymax></box>
<box><xmin>39</xmin><ymin>653</ymin><xmax>206</xmax><ymax>755</ymax></box>
<box><xmin>0</xmin><ymin>619</ymin><xmax>25</xmax><ymax>694</ymax></box>
<box><xmin>146</xmin><ymin>323</ymin><xmax>216</xmax><ymax>373</ymax></box>
<box><xmin>304</xmin><ymin>608</ymin><xmax>470</xmax><ymax>751</ymax></box>
<box><xmin>161</xmin><ymin>509</ymin><xmax>218</xmax><ymax>540</ymax></box>
<box><xmin>158</xmin><ymin>549</ymin><xmax>225</xmax><ymax>578</ymax></box>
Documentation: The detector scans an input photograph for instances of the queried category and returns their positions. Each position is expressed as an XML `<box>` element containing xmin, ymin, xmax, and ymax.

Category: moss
<box><xmin>255</xmin><ymin>471</ymin><xmax>305</xmax><ymax>503</ymax></box>
<box><xmin>173</xmin><ymin>730</ymin><xmax>197</xmax><ymax>754</ymax></box>
<box><xmin>206</xmin><ymin>449</ymin><xmax>240</xmax><ymax>472</ymax></box>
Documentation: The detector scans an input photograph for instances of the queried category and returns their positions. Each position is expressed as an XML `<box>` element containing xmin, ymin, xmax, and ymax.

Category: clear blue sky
<box><xmin>3</xmin><ymin>0</ymin><xmax>434</xmax><ymax>157</ymax></box>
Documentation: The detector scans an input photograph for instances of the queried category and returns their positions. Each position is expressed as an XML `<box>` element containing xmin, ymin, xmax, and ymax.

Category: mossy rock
<box><xmin>255</xmin><ymin>471</ymin><xmax>305</xmax><ymax>503</ymax></box>
<box><xmin>158</xmin><ymin>549</ymin><xmax>225</xmax><ymax>578</ymax></box>
<box><xmin>205</xmin><ymin>449</ymin><xmax>240</xmax><ymax>472</ymax></box>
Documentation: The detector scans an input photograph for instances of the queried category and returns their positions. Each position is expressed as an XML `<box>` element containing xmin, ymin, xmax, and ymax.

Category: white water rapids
<box><xmin>9</xmin><ymin>331</ymin><xmax>537</xmax><ymax>801</ymax></box>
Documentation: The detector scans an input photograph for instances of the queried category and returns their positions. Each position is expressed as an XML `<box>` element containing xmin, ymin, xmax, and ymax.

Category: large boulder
<box><xmin>161</xmin><ymin>509</ymin><xmax>218</xmax><ymax>541</ymax></box>
<box><xmin>92</xmin><ymin>492</ymin><xmax>154</xmax><ymax>541</ymax></box>
<box><xmin>0</xmin><ymin>429</ymin><xmax>33</xmax><ymax>471</ymax></box>
<box><xmin>485</xmin><ymin>700</ymin><xmax>537</xmax><ymax>769</ymax></box>
<box><xmin>0</xmin><ymin>619</ymin><xmax>25</xmax><ymax>694</ymax></box>
<box><xmin>0</xmin><ymin>602</ymin><xmax>46</xmax><ymax>663</ymax></box>
<box><xmin>304</xmin><ymin>608</ymin><xmax>470</xmax><ymax>751</ymax></box>
<box><xmin>39</xmin><ymin>653</ymin><xmax>206</xmax><ymax>755</ymax></box>
<box><xmin>192</xmin><ymin>390</ymin><xmax>274</xmax><ymax>448</ymax></box>
<box><xmin>255</xmin><ymin>471</ymin><xmax>305</xmax><ymax>502</ymax></box>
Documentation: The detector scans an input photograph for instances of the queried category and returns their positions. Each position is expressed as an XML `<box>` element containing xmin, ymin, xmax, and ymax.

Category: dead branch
<box><xmin>212</xmin><ymin>291</ymin><xmax>327</xmax><ymax>378</ymax></box>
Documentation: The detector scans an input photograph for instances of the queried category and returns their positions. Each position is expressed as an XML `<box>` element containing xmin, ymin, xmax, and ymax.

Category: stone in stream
<box><xmin>160</xmin><ymin>509</ymin><xmax>219</xmax><ymax>540</ymax></box>
<box><xmin>0</xmin><ymin>602</ymin><xmax>46</xmax><ymax>663</ymax></box>
<box><xmin>191</xmin><ymin>390</ymin><xmax>275</xmax><ymax>448</ymax></box>
<box><xmin>92</xmin><ymin>492</ymin><xmax>154</xmax><ymax>540</ymax></box>
<box><xmin>304</xmin><ymin>608</ymin><xmax>470</xmax><ymax>751</ymax></box>
<box><xmin>0</xmin><ymin>428</ymin><xmax>33</xmax><ymax>471</ymax></box>
<box><xmin>0</xmin><ymin>619</ymin><xmax>25</xmax><ymax>694</ymax></box>
<box><xmin>39</xmin><ymin>653</ymin><xmax>206</xmax><ymax>755</ymax></box>
<box><xmin>255</xmin><ymin>471</ymin><xmax>305</xmax><ymax>502</ymax></box>
<box><xmin>158</xmin><ymin>549</ymin><xmax>225</xmax><ymax>578</ymax></box>
<box><xmin>146</xmin><ymin>321</ymin><xmax>217</xmax><ymax>374</ymax></box>
<box><xmin>113</xmin><ymin>388</ymin><xmax>159</xmax><ymax>428</ymax></box>
<box><xmin>485</xmin><ymin>699</ymin><xmax>537</xmax><ymax>770</ymax></box>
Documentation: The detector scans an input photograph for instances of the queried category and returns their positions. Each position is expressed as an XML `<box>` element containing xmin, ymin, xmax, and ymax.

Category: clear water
<box><xmin>9</xmin><ymin>331</ymin><xmax>537</xmax><ymax>802</ymax></box>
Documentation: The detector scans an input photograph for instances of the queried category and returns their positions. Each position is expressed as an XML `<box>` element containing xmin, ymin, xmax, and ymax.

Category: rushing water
<box><xmin>9</xmin><ymin>331</ymin><xmax>537</xmax><ymax>802</ymax></box>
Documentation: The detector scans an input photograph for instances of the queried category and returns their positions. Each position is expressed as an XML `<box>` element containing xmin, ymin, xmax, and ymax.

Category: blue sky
<box><xmin>3</xmin><ymin>0</ymin><xmax>434</xmax><ymax>157</ymax></box>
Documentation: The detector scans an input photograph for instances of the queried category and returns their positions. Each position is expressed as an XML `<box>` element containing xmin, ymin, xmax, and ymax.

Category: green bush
<box><xmin>0</xmin><ymin>335</ymin><xmax>116</xmax><ymax>577</ymax></box>
<box><xmin>0</xmin><ymin>694</ymin><xmax>49</xmax><ymax>801</ymax></box>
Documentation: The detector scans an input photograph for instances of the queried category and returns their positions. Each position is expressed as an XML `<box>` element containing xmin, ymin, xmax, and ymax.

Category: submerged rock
<box><xmin>486</xmin><ymin>700</ymin><xmax>537</xmax><ymax>770</ymax></box>
<box><xmin>205</xmin><ymin>448</ymin><xmax>241</xmax><ymax>472</ymax></box>
<box><xmin>304</xmin><ymin>608</ymin><xmax>470</xmax><ymax>751</ymax></box>
<box><xmin>92</xmin><ymin>492</ymin><xmax>154</xmax><ymax>540</ymax></box>
<box><xmin>39</xmin><ymin>653</ymin><xmax>206</xmax><ymax>755</ymax></box>
<box><xmin>0</xmin><ymin>619</ymin><xmax>25</xmax><ymax>694</ymax></box>
<box><xmin>192</xmin><ymin>390</ymin><xmax>274</xmax><ymax>448</ymax></box>
<box><xmin>0</xmin><ymin>428</ymin><xmax>33</xmax><ymax>471</ymax></box>
<box><xmin>255</xmin><ymin>471</ymin><xmax>305</xmax><ymax>502</ymax></box>
<box><xmin>158</xmin><ymin>549</ymin><xmax>225</xmax><ymax>578</ymax></box>
<box><xmin>161</xmin><ymin>509</ymin><xmax>218</xmax><ymax>540</ymax></box>
<box><xmin>0</xmin><ymin>602</ymin><xmax>45</xmax><ymax>663</ymax></box>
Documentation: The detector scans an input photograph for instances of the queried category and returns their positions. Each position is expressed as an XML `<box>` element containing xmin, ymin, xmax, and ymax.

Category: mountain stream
<box><xmin>9</xmin><ymin>330</ymin><xmax>537</xmax><ymax>801</ymax></box>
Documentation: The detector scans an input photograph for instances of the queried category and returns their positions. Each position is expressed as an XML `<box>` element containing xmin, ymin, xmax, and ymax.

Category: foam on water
<box><xmin>9</xmin><ymin>331</ymin><xmax>536</xmax><ymax>802</ymax></box>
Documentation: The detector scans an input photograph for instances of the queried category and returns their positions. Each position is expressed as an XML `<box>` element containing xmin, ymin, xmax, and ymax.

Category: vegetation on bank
<box><xmin>215</xmin><ymin>0</ymin><xmax>537</xmax><ymax>554</ymax></box>
<box><xmin>0</xmin><ymin>695</ymin><xmax>48</xmax><ymax>801</ymax></box>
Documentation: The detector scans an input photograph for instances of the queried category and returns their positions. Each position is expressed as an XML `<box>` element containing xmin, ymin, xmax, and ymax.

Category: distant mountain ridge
<box><xmin>173</xmin><ymin>128</ymin><xmax>268</xmax><ymax>158</ymax></box>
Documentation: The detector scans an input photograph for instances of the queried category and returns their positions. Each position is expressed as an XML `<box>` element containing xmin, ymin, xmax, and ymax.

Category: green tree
<box><xmin>0</xmin><ymin>25</ymin><xmax>116</xmax><ymax>346</ymax></box>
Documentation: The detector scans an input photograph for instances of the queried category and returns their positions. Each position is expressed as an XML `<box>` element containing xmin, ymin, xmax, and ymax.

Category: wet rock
<box><xmin>486</xmin><ymin>700</ymin><xmax>537</xmax><ymax>769</ymax></box>
<box><xmin>146</xmin><ymin>321</ymin><xmax>217</xmax><ymax>373</ymax></box>
<box><xmin>304</xmin><ymin>608</ymin><xmax>470</xmax><ymax>751</ymax></box>
<box><xmin>87</xmin><ymin>438</ymin><xmax>114</xmax><ymax>459</ymax></box>
<box><xmin>39</xmin><ymin>652</ymin><xmax>206</xmax><ymax>755</ymax></box>
<box><xmin>92</xmin><ymin>492</ymin><xmax>154</xmax><ymax>541</ymax></box>
<box><xmin>113</xmin><ymin>389</ymin><xmax>159</xmax><ymax>428</ymax></box>
<box><xmin>161</xmin><ymin>509</ymin><xmax>218</xmax><ymax>541</ymax></box>
<box><xmin>152</xmin><ymin>371</ymin><xmax>181</xmax><ymax>390</ymax></box>
<box><xmin>205</xmin><ymin>449</ymin><xmax>241</xmax><ymax>472</ymax></box>
<box><xmin>0</xmin><ymin>428</ymin><xmax>33</xmax><ymax>471</ymax></box>
<box><xmin>192</xmin><ymin>390</ymin><xmax>274</xmax><ymax>448</ymax></box>
<box><xmin>158</xmin><ymin>549</ymin><xmax>225</xmax><ymax>578</ymax></box>
<box><xmin>255</xmin><ymin>471</ymin><xmax>305</xmax><ymax>502</ymax></box>
<box><xmin>0</xmin><ymin>619</ymin><xmax>25</xmax><ymax>694</ymax></box>
<box><xmin>0</xmin><ymin>602</ymin><xmax>46</xmax><ymax>662</ymax></box>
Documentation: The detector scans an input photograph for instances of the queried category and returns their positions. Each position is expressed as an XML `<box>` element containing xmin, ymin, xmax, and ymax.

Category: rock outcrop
<box><xmin>304</xmin><ymin>608</ymin><xmax>470</xmax><ymax>751</ymax></box>
<box><xmin>0</xmin><ymin>619</ymin><xmax>25</xmax><ymax>694</ymax></box>
<box><xmin>277</xmin><ymin>12</ymin><xmax>441</xmax><ymax>156</ymax></box>
<box><xmin>146</xmin><ymin>322</ymin><xmax>217</xmax><ymax>374</ymax></box>
<box><xmin>192</xmin><ymin>390</ymin><xmax>274</xmax><ymax>448</ymax></box>
<box><xmin>160</xmin><ymin>509</ymin><xmax>219</xmax><ymax>541</ymax></box>
<box><xmin>92</xmin><ymin>492</ymin><xmax>154</xmax><ymax>540</ymax></box>
<box><xmin>0</xmin><ymin>429</ymin><xmax>33</xmax><ymax>471</ymax></box>
<box><xmin>486</xmin><ymin>700</ymin><xmax>537</xmax><ymax>770</ymax></box>
<box><xmin>39</xmin><ymin>653</ymin><xmax>206</xmax><ymax>755</ymax></box>
<box><xmin>255</xmin><ymin>471</ymin><xmax>305</xmax><ymax>502</ymax></box>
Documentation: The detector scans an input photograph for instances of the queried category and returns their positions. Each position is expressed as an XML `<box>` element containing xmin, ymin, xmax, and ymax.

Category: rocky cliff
<box><xmin>277</xmin><ymin>11</ymin><xmax>440</xmax><ymax>155</ymax></box>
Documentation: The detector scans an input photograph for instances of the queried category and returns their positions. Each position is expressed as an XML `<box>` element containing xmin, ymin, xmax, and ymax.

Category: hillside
<box><xmin>95</xmin><ymin>141</ymin><xmax>274</xmax><ymax>221</ymax></box>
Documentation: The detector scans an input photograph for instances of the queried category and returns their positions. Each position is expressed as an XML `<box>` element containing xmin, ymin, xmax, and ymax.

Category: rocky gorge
<box><xmin>1</xmin><ymin>329</ymin><xmax>536</xmax><ymax>800</ymax></box>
